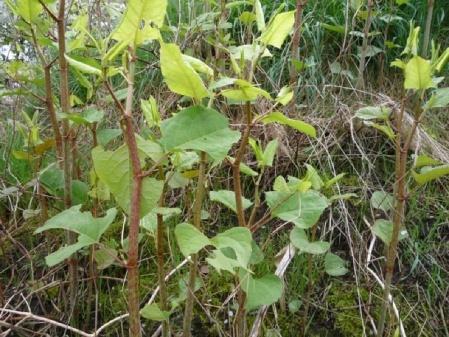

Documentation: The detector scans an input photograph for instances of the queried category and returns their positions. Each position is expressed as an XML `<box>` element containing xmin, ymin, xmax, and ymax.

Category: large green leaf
<box><xmin>324</xmin><ymin>253</ymin><xmax>348</xmax><ymax>276</ymax></box>
<box><xmin>412</xmin><ymin>164</ymin><xmax>449</xmax><ymax>185</ymax></box>
<box><xmin>261</xmin><ymin>112</ymin><xmax>316</xmax><ymax>138</ymax></box>
<box><xmin>240</xmin><ymin>271</ymin><xmax>283</xmax><ymax>311</ymax></box>
<box><xmin>35</xmin><ymin>205</ymin><xmax>117</xmax><ymax>241</ymax></box>
<box><xmin>370</xmin><ymin>191</ymin><xmax>394</xmax><ymax>213</ymax></box>
<box><xmin>210</xmin><ymin>227</ymin><xmax>253</xmax><ymax>270</ymax></box>
<box><xmin>160</xmin><ymin>44</ymin><xmax>209</xmax><ymax>101</ymax></box>
<box><xmin>140</xmin><ymin>303</ymin><xmax>170</xmax><ymax>321</ymax></box>
<box><xmin>111</xmin><ymin>0</ymin><xmax>166</xmax><ymax>45</ymax></box>
<box><xmin>14</xmin><ymin>0</ymin><xmax>42</xmax><ymax>23</ymax></box>
<box><xmin>45</xmin><ymin>235</ymin><xmax>94</xmax><ymax>267</ymax></box>
<box><xmin>404</xmin><ymin>56</ymin><xmax>435</xmax><ymax>90</ymax></box>
<box><xmin>260</xmin><ymin>10</ymin><xmax>295</xmax><ymax>48</ymax></box>
<box><xmin>175</xmin><ymin>223</ymin><xmax>211</xmax><ymax>257</ymax></box>
<box><xmin>266</xmin><ymin>190</ymin><xmax>328</xmax><ymax>228</ymax></box>
<box><xmin>92</xmin><ymin>145</ymin><xmax>164</xmax><ymax>217</ymax></box>
<box><xmin>221</xmin><ymin>79</ymin><xmax>271</xmax><ymax>102</ymax></box>
<box><xmin>289</xmin><ymin>228</ymin><xmax>330</xmax><ymax>254</ymax></box>
<box><xmin>372</xmin><ymin>219</ymin><xmax>408</xmax><ymax>244</ymax></box>
<box><xmin>355</xmin><ymin>106</ymin><xmax>391</xmax><ymax>121</ymax></box>
<box><xmin>65</xmin><ymin>55</ymin><xmax>102</xmax><ymax>76</ymax></box>
<box><xmin>35</xmin><ymin>206</ymin><xmax>117</xmax><ymax>266</ymax></box>
<box><xmin>160</xmin><ymin>105</ymin><xmax>240</xmax><ymax>161</ymax></box>
<box><xmin>254</xmin><ymin>0</ymin><xmax>265</xmax><ymax>31</ymax></box>
<box><xmin>210</xmin><ymin>190</ymin><xmax>253</xmax><ymax>213</ymax></box>
<box><xmin>206</xmin><ymin>249</ymin><xmax>242</xmax><ymax>274</ymax></box>
<box><xmin>424</xmin><ymin>88</ymin><xmax>449</xmax><ymax>109</ymax></box>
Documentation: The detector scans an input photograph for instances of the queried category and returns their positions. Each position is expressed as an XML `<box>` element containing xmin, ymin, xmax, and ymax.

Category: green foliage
<box><xmin>160</xmin><ymin>105</ymin><xmax>240</xmax><ymax>161</ymax></box>
<box><xmin>266</xmin><ymin>190</ymin><xmax>328</xmax><ymax>229</ymax></box>
<box><xmin>239</xmin><ymin>271</ymin><xmax>283</xmax><ymax>311</ymax></box>
<box><xmin>92</xmin><ymin>144</ymin><xmax>164</xmax><ymax>217</ymax></box>
<box><xmin>175</xmin><ymin>223</ymin><xmax>211</xmax><ymax>257</ymax></box>
<box><xmin>210</xmin><ymin>190</ymin><xmax>253</xmax><ymax>213</ymax></box>
<box><xmin>35</xmin><ymin>206</ymin><xmax>117</xmax><ymax>266</ymax></box>
<box><xmin>160</xmin><ymin>44</ymin><xmax>209</xmax><ymax>101</ymax></box>
<box><xmin>290</xmin><ymin>228</ymin><xmax>330</xmax><ymax>255</ymax></box>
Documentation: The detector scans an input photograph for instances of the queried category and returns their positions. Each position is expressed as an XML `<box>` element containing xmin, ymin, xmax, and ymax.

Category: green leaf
<box><xmin>363</xmin><ymin>121</ymin><xmax>395</xmax><ymax>140</ymax></box>
<box><xmin>160</xmin><ymin>105</ymin><xmax>240</xmax><ymax>161</ymax></box>
<box><xmin>206</xmin><ymin>249</ymin><xmax>241</xmax><ymax>274</ymax></box>
<box><xmin>140</xmin><ymin>303</ymin><xmax>170</xmax><ymax>321</ymax></box>
<box><xmin>261</xmin><ymin>112</ymin><xmax>316</xmax><ymax>138</ymax></box>
<box><xmin>240</xmin><ymin>271</ymin><xmax>283</xmax><ymax>311</ymax></box>
<box><xmin>211</xmin><ymin>227</ymin><xmax>253</xmax><ymax>270</ymax></box>
<box><xmin>355</xmin><ymin>106</ymin><xmax>391</xmax><ymax>121</ymax></box>
<box><xmin>324</xmin><ymin>253</ymin><xmax>348</xmax><ymax>276</ymax></box>
<box><xmin>92</xmin><ymin>145</ymin><xmax>164</xmax><ymax>217</ymax></box>
<box><xmin>254</xmin><ymin>0</ymin><xmax>265</xmax><ymax>31</ymax></box>
<box><xmin>260</xmin><ymin>10</ymin><xmax>295</xmax><ymax>48</ymax></box>
<box><xmin>160</xmin><ymin>43</ymin><xmax>209</xmax><ymax>101</ymax></box>
<box><xmin>262</xmin><ymin>139</ymin><xmax>278</xmax><ymax>167</ymax></box>
<box><xmin>65</xmin><ymin>54</ymin><xmax>102</xmax><ymax>76</ymax></box>
<box><xmin>97</xmin><ymin>128</ymin><xmax>122</xmax><ymax>147</ymax></box>
<box><xmin>182</xmin><ymin>54</ymin><xmax>214</xmax><ymax>77</ymax></box>
<box><xmin>289</xmin><ymin>228</ymin><xmax>330</xmax><ymax>254</ymax></box>
<box><xmin>111</xmin><ymin>0</ymin><xmax>166</xmax><ymax>45</ymax></box>
<box><xmin>433</xmin><ymin>47</ymin><xmax>449</xmax><ymax>73</ymax></box>
<box><xmin>16</xmin><ymin>0</ymin><xmax>42</xmax><ymax>23</ymax></box>
<box><xmin>321</xmin><ymin>23</ymin><xmax>346</xmax><ymax>34</ymax></box>
<box><xmin>175</xmin><ymin>223</ymin><xmax>211</xmax><ymax>257</ymax></box>
<box><xmin>228</xmin><ymin>45</ymin><xmax>272</xmax><ymax>62</ymax></box>
<box><xmin>45</xmin><ymin>235</ymin><xmax>94</xmax><ymax>267</ymax></box>
<box><xmin>370</xmin><ymin>191</ymin><xmax>394</xmax><ymax>213</ymax></box>
<box><xmin>424</xmin><ymin>88</ymin><xmax>449</xmax><ymax>109</ymax></box>
<box><xmin>210</xmin><ymin>190</ymin><xmax>252</xmax><ymax>213</ymax></box>
<box><xmin>402</xmin><ymin>24</ymin><xmax>420</xmax><ymax>56</ymax></box>
<box><xmin>404</xmin><ymin>56</ymin><xmax>435</xmax><ymax>90</ymax></box>
<box><xmin>222</xmin><ymin>80</ymin><xmax>271</xmax><ymax>102</ymax></box>
<box><xmin>71</xmin><ymin>180</ymin><xmax>88</xmax><ymax>205</ymax></box>
<box><xmin>35</xmin><ymin>205</ymin><xmax>117</xmax><ymax>241</ymax></box>
<box><xmin>249</xmin><ymin>240</ymin><xmax>264</xmax><ymax>265</ymax></box>
<box><xmin>266</xmin><ymin>190</ymin><xmax>328</xmax><ymax>229</ymax></box>
<box><xmin>95</xmin><ymin>247</ymin><xmax>118</xmax><ymax>269</ymax></box>
<box><xmin>141</xmin><ymin>96</ymin><xmax>161</xmax><ymax>128</ymax></box>
<box><xmin>275</xmin><ymin>86</ymin><xmax>293</xmax><ymax>106</ymax></box>
<box><xmin>413</xmin><ymin>154</ymin><xmax>441</xmax><ymax>168</ymax></box>
<box><xmin>61</xmin><ymin>108</ymin><xmax>104</xmax><ymax>125</ymax></box>
<box><xmin>304</xmin><ymin>164</ymin><xmax>324</xmax><ymax>190</ymax></box>
<box><xmin>372</xmin><ymin>219</ymin><xmax>408</xmax><ymax>244</ymax></box>
<box><xmin>412</xmin><ymin>164</ymin><xmax>449</xmax><ymax>185</ymax></box>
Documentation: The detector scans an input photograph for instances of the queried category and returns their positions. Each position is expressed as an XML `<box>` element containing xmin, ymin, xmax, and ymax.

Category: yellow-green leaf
<box><xmin>404</xmin><ymin>56</ymin><xmax>435</xmax><ymax>90</ymax></box>
<box><xmin>261</xmin><ymin>112</ymin><xmax>316</xmax><ymax>138</ymax></box>
<box><xmin>111</xmin><ymin>0</ymin><xmax>167</xmax><ymax>45</ymax></box>
<box><xmin>260</xmin><ymin>10</ymin><xmax>295</xmax><ymax>48</ymax></box>
<box><xmin>160</xmin><ymin>44</ymin><xmax>209</xmax><ymax>101</ymax></box>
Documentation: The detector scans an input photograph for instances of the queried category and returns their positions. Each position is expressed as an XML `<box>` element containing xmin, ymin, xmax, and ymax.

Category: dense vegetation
<box><xmin>1</xmin><ymin>0</ymin><xmax>448</xmax><ymax>336</ymax></box>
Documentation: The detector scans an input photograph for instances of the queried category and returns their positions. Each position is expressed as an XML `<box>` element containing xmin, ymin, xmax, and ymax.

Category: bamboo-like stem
<box><xmin>156</xmin><ymin>167</ymin><xmax>169</xmax><ymax>337</ymax></box>
<box><xmin>356</xmin><ymin>0</ymin><xmax>374</xmax><ymax>89</ymax></box>
<box><xmin>289</xmin><ymin>0</ymin><xmax>307</xmax><ymax>112</ymax></box>
<box><xmin>183</xmin><ymin>151</ymin><xmax>207</xmax><ymax>337</ymax></box>
<box><xmin>120</xmin><ymin>48</ymin><xmax>143</xmax><ymax>337</ymax></box>
<box><xmin>232</xmin><ymin>102</ymin><xmax>253</xmax><ymax>337</ymax></box>
<box><xmin>422</xmin><ymin>0</ymin><xmax>435</xmax><ymax>57</ymax></box>
<box><xmin>302</xmin><ymin>224</ymin><xmax>317</xmax><ymax>337</ymax></box>
<box><xmin>30</xmin><ymin>28</ymin><xmax>63</xmax><ymax>162</ymax></box>
<box><xmin>56</xmin><ymin>0</ymin><xmax>77</xmax><ymax>316</ymax></box>
<box><xmin>376</xmin><ymin>93</ymin><xmax>423</xmax><ymax>337</ymax></box>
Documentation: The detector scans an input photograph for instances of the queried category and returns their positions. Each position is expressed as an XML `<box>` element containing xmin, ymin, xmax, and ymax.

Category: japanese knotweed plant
<box><xmin>355</xmin><ymin>23</ymin><xmax>449</xmax><ymax>337</ymax></box>
<box><xmin>31</xmin><ymin>1</ymin><xmax>349</xmax><ymax>337</ymax></box>
<box><xmin>4</xmin><ymin>0</ymin><xmax>101</xmax><ymax>314</ymax></box>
